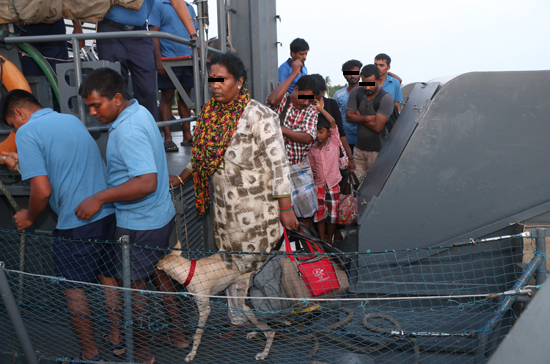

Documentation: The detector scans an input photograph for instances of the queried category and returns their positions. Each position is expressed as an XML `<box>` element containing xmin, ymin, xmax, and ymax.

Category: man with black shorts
<box><xmin>0</xmin><ymin>90</ymin><xmax>116</xmax><ymax>362</ymax></box>
<box><xmin>76</xmin><ymin>68</ymin><xmax>188</xmax><ymax>363</ymax></box>
<box><xmin>150</xmin><ymin>0</ymin><xmax>198</xmax><ymax>151</ymax></box>
<box><xmin>96</xmin><ymin>0</ymin><xmax>197</xmax><ymax>122</ymax></box>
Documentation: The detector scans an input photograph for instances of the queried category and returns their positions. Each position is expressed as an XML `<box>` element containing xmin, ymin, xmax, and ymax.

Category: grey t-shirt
<box><xmin>346</xmin><ymin>87</ymin><xmax>394</xmax><ymax>151</ymax></box>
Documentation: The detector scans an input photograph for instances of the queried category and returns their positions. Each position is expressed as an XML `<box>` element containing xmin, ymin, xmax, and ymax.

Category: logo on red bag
<box><xmin>312</xmin><ymin>268</ymin><xmax>330</xmax><ymax>281</ymax></box>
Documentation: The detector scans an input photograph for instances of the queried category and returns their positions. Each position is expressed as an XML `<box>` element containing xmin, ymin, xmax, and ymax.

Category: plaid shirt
<box><xmin>268</xmin><ymin>93</ymin><xmax>317</xmax><ymax>165</ymax></box>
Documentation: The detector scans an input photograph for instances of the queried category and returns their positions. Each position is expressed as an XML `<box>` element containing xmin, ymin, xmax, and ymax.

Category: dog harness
<box><xmin>183</xmin><ymin>259</ymin><xmax>197</xmax><ymax>286</ymax></box>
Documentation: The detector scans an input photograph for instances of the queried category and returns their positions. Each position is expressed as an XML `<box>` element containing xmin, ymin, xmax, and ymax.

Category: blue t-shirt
<box><xmin>381</xmin><ymin>74</ymin><xmax>403</xmax><ymax>103</ymax></box>
<box><xmin>106</xmin><ymin>100</ymin><xmax>174</xmax><ymax>230</ymax></box>
<box><xmin>16</xmin><ymin>109</ymin><xmax>114</xmax><ymax>229</ymax></box>
<box><xmin>149</xmin><ymin>0</ymin><xmax>198</xmax><ymax>57</ymax></box>
<box><xmin>105</xmin><ymin>0</ymin><xmax>155</xmax><ymax>26</ymax></box>
<box><xmin>278</xmin><ymin>58</ymin><xmax>307</xmax><ymax>94</ymax></box>
<box><xmin>333</xmin><ymin>87</ymin><xmax>358</xmax><ymax>145</ymax></box>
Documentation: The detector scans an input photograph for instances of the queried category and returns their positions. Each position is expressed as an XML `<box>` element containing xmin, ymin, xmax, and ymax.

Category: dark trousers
<box><xmin>96</xmin><ymin>22</ymin><xmax>158</xmax><ymax>120</ymax></box>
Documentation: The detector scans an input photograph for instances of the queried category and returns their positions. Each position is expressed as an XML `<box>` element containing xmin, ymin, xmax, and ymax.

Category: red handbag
<box><xmin>284</xmin><ymin>230</ymin><xmax>341</xmax><ymax>297</ymax></box>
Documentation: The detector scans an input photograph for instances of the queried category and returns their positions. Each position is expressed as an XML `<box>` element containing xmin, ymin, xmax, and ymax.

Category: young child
<box><xmin>308</xmin><ymin>115</ymin><xmax>343</xmax><ymax>244</ymax></box>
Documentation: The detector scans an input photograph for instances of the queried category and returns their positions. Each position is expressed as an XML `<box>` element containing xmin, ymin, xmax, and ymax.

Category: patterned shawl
<box><xmin>192</xmin><ymin>88</ymin><xmax>251</xmax><ymax>215</ymax></box>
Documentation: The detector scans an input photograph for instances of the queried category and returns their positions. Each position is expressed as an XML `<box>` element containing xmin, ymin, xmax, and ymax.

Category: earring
<box><xmin>238</xmin><ymin>86</ymin><xmax>241</xmax><ymax>89</ymax></box>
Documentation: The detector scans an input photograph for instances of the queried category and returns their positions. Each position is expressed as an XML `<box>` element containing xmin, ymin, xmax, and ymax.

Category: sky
<box><xmin>201</xmin><ymin>0</ymin><xmax>550</xmax><ymax>87</ymax></box>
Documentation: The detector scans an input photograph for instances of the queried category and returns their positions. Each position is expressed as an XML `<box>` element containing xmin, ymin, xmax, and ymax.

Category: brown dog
<box><xmin>156</xmin><ymin>241</ymin><xmax>275</xmax><ymax>362</ymax></box>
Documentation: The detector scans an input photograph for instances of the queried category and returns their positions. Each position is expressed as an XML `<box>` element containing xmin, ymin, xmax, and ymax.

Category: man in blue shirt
<box><xmin>150</xmin><ymin>0</ymin><xmax>198</xmax><ymax>151</ymax></box>
<box><xmin>96</xmin><ymin>0</ymin><xmax>198</xmax><ymax>121</ymax></box>
<box><xmin>0</xmin><ymin>90</ymin><xmax>116</xmax><ymax>362</ymax></box>
<box><xmin>76</xmin><ymin>68</ymin><xmax>188</xmax><ymax>362</ymax></box>
<box><xmin>334</xmin><ymin>59</ymin><xmax>363</xmax><ymax>149</ymax></box>
<box><xmin>278</xmin><ymin>38</ymin><xmax>309</xmax><ymax>93</ymax></box>
<box><xmin>374</xmin><ymin>53</ymin><xmax>403</xmax><ymax>111</ymax></box>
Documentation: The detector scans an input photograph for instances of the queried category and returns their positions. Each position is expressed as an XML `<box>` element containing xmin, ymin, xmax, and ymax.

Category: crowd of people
<box><xmin>0</xmin><ymin>1</ymin><xmax>405</xmax><ymax>361</ymax></box>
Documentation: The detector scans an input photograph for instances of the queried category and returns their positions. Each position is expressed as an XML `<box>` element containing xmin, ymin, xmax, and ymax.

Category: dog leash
<box><xmin>169</xmin><ymin>182</ymin><xmax>191</xmax><ymax>259</ymax></box>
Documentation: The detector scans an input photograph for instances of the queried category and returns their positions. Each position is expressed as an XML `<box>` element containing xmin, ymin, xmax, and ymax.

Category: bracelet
<box><xmin>279</xmin><ymin>205</ymin><xmax>292</xmax><ymax>210</ymax></box>
<box><xmin>189</xmin><ymin>33</ymin><xmax>198</xmax><ymax>39</ymax></box>
<box><xmin>280</xmin><ymin>206</ymin><xmax>293</xmax><ymax>212</ymax></box>
<box><xmin>177</xmin><ymin>175</ymin><xmax>185</xmax><ymax>186</ymax></box>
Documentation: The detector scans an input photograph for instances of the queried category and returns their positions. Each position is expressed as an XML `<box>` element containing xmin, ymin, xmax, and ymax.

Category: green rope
<box><xmin>10</xmin><ymin>0</ymin><xmax>20</xmax><ymax>18</ymax></box>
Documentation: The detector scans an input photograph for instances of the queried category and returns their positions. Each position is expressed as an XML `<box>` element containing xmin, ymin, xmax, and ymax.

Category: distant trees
<box><xmin>328</xmin><ymin>84</ymin><xmax>345</xmax><ymax>98</ymax></box>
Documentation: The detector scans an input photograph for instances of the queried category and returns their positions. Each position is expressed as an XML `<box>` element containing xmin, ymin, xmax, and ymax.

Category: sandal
<box><xmin>180</xmin><ymin>137</ymin><xmax>193</xmax><ymax>146</ymax></box>
<box><xmin>102</xmin><ymin>333</ymin><xmax>126</xmax><ymax>356</ymax></box>
<box><xmin>62</xmin><ymin>353</ymin><xmax>103</xmax><ymax>364</ymax></box>
<box><xmin>164</xmin><ymin>140</ymin><xmax>179</xmax><ymax>152</ymax></box>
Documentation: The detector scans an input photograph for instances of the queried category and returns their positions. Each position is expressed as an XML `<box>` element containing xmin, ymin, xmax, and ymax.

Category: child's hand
<box><xmin>312</xmin><ymin>99</ymin><xmax>323</xmax><ymax>113</ymax></box>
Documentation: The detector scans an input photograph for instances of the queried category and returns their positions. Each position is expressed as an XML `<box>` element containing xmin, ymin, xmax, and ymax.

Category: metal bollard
<box><xmin>121</xmin><ymin>235</ymin><xmax>134</xmax><ymax>362</ymax></box>
<box><xmin>533</xmin><ymin>228</ymin><xmax>549</xmax><ymax>285</ymax></box>
<box><xmin>0</xmin><ymin>262</ymin><xmax>39</xmax><ymax>364</ymax></box>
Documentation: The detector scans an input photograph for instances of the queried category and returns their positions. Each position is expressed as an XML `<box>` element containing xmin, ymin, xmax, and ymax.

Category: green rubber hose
<box><xmin>5</xmin><ymin>33</ymin><xmax>60</xmax><ymax>104</ymax></box>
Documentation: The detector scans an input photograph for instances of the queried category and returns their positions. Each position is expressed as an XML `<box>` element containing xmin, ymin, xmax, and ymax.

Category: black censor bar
<box><xmin>343</xmin><ymin>71</ymin><xmax>359</xmax><ymax>75</ymax></box>
<box><xmin>359</xmin><ymin>82</ymin><xmax>376</xmax><ymax>86</ymax></box>
<box><xmin>297</xmin><ymin>95</ymin><xmax>314</xmax><ymax>99</ymax></box>
<box><xmin>208</xmin><ymin>77</ymin><xmax>224</xmax><ymax>82</ymax></box>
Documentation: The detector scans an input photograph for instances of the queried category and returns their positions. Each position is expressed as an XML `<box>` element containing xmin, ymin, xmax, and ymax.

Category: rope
<box><xmin>4</xmin><ymin>268</ymin><xmax>538</xmax><ymax>303</ymax></box>
<box><xmin>279</xmin><ymin>308</ymin><xmax>419</xmax><ymax>362</ymax></box>
<box><xmin>10</xmin><ymin>0</ymin><xmax>20</xmax><ymax>19</ymax></box>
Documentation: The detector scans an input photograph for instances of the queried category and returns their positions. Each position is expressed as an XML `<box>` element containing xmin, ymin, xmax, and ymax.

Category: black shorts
<box><xmin>110</xmin><ymin>219</ymin><xmax>174</xmax><ymax>281</ymax></box>
<box><xmin>157</xmin><ymin>66</ymin><xmax>194</xmax><ymax>89</ymax></box>
<box><xmin>53</xmin><ymin>214</ymin><xmax>116</xmax><ymax>289</ymax></box>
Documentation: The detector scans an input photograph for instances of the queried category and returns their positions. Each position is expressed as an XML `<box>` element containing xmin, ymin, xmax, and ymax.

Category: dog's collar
<box><xmin>183</xmin><ymin>259</ymin><xmax>197</xmax><ymax>286</ymax></box>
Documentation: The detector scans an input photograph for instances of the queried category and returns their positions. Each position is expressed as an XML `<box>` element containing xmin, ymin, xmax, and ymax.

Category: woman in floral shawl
<box><xmin>169</xmin><ymin>54</ymin><xmax>299</xmax><ymax>334</ymax></box>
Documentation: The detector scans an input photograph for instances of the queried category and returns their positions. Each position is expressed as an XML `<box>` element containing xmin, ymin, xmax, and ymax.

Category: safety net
<box><xmin>0</xmin><ymin>222</ymin><xmax>541</xmax><ymax>364</ymax></box>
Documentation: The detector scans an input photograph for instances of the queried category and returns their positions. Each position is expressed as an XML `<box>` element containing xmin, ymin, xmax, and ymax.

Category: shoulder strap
<box><xmin>372</xmin><ymin>87</ymin><xmax>389</xmax><ymax>112</ymax></box>
<box><xmin>279</xmin><ymin>95</ymin><xmax>291</xmax><ymax>126</ymax></box>
<box><xmin>355</xmin><ymin>87</ymin><xmax>366</xmax><ymax>110</ymax></box>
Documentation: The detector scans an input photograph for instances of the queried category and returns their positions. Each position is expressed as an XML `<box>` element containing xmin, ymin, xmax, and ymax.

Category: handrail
<box><xmin>0</xmin><ymin>30</ymin><xmax>222</xmax><ymax>128</ymax></box>
<box><xmin>1</xmin><ymin>30</ymin><xmax>224</xmax><ymax>55</ymax></box>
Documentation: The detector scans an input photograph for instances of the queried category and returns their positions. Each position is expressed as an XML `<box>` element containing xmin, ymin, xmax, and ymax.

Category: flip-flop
<box><xmin>102</xmin><ymin>333</ymin><xmax>126</xmax><ymax>356</ymax></box>
<box><xmin>180</xmin><ymin>137</ymin><xmax>193</xmax><ymax>146</ymax></box>
<box><xmin>164</xmin><ymin>141</ymin><xmax>179</xmax><ymax>152</ymax></box>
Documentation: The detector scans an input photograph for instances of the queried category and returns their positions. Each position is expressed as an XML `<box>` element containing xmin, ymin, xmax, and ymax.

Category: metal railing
<box><xmin>2</xmin><ymin>30</ymin><xmax>223</xmax><ymax>128</ymax></box>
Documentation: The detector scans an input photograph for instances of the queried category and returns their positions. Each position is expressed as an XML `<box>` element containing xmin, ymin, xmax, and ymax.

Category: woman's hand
<box><xmin>280</xmin><ymin>209</ymin><xmax>299</xmax><ymax>230</ymax></box>
<box><xmin>347</xmin><ymin>159</ymin><xmax>356</xmax><ymax>172</ymax></box>
<box><xmin>169</xmin><ymin>174</ymin><xmax>182</xmax><ymax>186</ymax></box>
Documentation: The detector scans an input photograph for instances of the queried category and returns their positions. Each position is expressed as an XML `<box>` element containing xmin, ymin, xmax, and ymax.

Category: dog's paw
<box><xmin>255</xmin><ymin>352</ymin><xmax>268</xmax><ymax>360</ymax></box>
<box><xmin>185</xmin><ymin>352</ymin><xmax>196</xmax><ymax>362</ymax></box>
<box><xmin>247</xmin><ymin>331</ymin><xmax>259</xmax><ymax>339</ymax></box>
